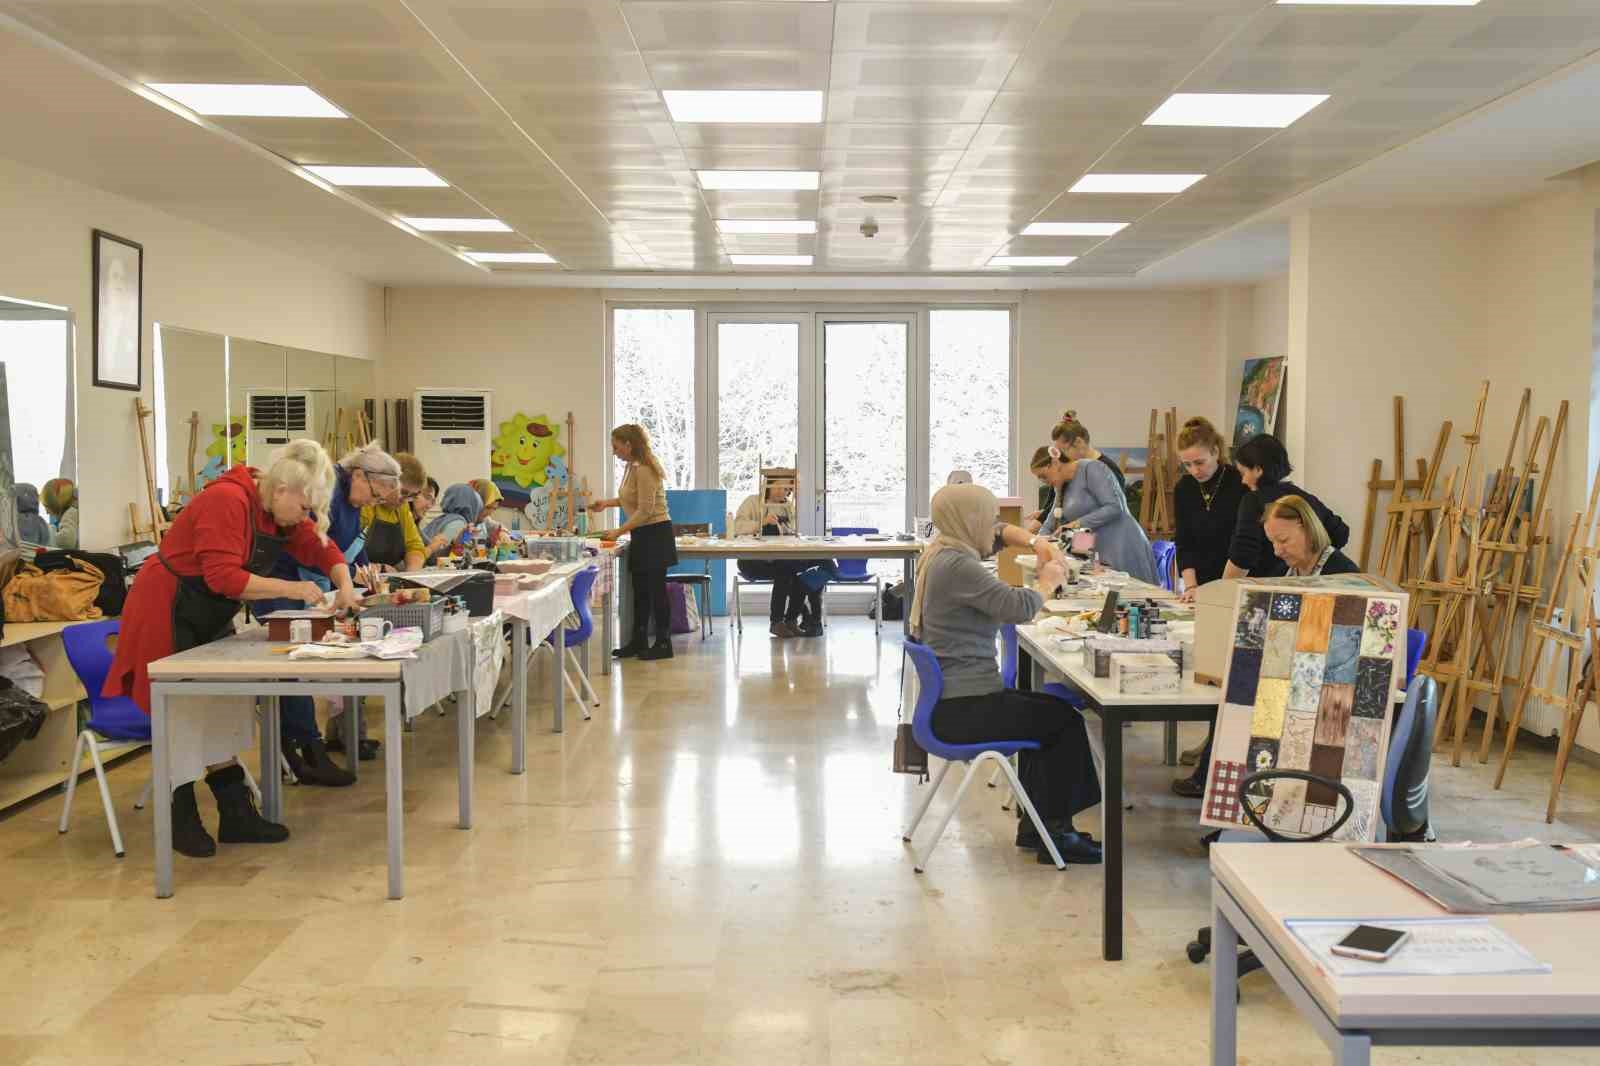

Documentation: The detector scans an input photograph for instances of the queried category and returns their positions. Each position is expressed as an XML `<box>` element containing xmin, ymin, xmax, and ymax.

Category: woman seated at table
<box><xmin>421</xmin><ymin>483</ymin><xmax>499</xmax><ymax>561</ymax></box>
<box><xmin>104</xmin><ymin>440</ymin><xmax>362</xmax><ymax>857</ymax></box>
<box><xmin>913</xmin><ymin>484</ymin><xmax>1102</xmax><ymax>865</ymax></box>
<box><xmin>1030</xmin><ymin>446</ymin><xmax>1159</xmax><ymax>585</ymax></box>
<box><xmin>733</xmin><ymin>481</ymin><xmax>829</xmax><ymax>638</ymax></box>
<box><xmin>1264</xmin><ymin>494</ymin><xmax>1361</xmax><ymax>576</ymax></box>
<box><xmin>1223</xmin><ymin>434</ymin><xmax>1349</xmax><ymax>579</ymax></box>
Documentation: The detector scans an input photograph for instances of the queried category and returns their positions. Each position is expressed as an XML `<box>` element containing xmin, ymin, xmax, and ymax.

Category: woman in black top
<box><xmin>1172</xmin><ymin>417</ymin><xmax>1246</xmax><ymax>603</ymax></box>
<box><xmin>1264</xmin><ymin>494</ymin><xmax>1362</xmax><ymax>576</ymax></box>
<box><xmin>1223</xmin><ymin>434</ymin><xmax>1349</xmax><ymax>580</ymax></box>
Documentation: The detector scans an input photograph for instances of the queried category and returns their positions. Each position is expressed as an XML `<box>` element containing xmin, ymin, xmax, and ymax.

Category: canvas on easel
<box><xmin>1201</xmin><ymin>580</ymin><xmax>1408</xmax><ymax>841</ymax></box>
<box><xmin>1233</xmin><ymin>356</ymin><xmax>1286</xmax><ymax>448</ymax></box>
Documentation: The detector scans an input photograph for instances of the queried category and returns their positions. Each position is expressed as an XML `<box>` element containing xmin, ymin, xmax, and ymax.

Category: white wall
<box><xmin>0</xmin><ymin>153</ymin><xmax>383</xmax><ymax>548</ymax></box>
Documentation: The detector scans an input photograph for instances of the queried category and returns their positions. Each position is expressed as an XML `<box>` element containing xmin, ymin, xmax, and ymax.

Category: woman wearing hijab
<box><xmin>422</xmin><ymin>484</ymin><xmax>485</xmax><ymax>562</ymax></box>
<box><xmin>912</xmin><ymin>485</ymin><xmax>1103</xmax><ymax>866</ymax></box>
<box><xmin>1030</xmin><ymin>447</ymin><xmax>1159</xmax><ymax>585</ymax></box>
<box><xmin>14</xmin><ymin>484</ymin><xmax>53</xmax><ymax>545</ymax></box>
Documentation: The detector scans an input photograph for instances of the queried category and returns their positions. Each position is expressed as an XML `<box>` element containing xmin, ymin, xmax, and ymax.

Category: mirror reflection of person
<box><xmin>99</xmin><ymin>248</ymin><xmax>139</xmax><ymax>383</ymax></box>
<box><xmin>14</xmin><ymin>483</ymin><xmax>54</xmax><ymax>546</ymax></box>
<box><xmin>41</xmin><ymin>478</ymin><xmax>79</xmax><ymax>549</ymax></box>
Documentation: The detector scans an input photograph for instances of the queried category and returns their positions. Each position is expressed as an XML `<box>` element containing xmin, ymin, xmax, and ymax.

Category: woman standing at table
<box><xmin>1173</xmin><ymin>416</ymin><xmax>1247</xmax><ymax>603</ymax></box>
<box><xmin>1223</xmin><ymin>434</ymin><xmax>1349</xmax><ymax>579</ymax></box>
<box><xmin>1026</xmin><ymin>414</ymin><xmax>1126</xmax><ymax>532</ymax></box>
<box><xmin>589</xmin><ymin>424</ymin><xmax>677</xmax><ymax>661</ymax></box>
<box><xmin>104</xmin><ymin>440</ymin><xmax>361</xmax><ymax>857</ymax></box>
<box><xmin>1031</xmin><ymin>447</ymin><xmax>1158</xmax><ymax>585</ymax></box>
<box><xmin>914</xmin><ymin>484</ymin><xmax>1101</xmax><ymax>865</ymax></box>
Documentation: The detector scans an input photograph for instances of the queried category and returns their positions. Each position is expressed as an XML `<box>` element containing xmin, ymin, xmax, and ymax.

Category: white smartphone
<box><xmin>1330</xmin><ymin>924</ymin><xmax>1410</xmax><ymax>962</ymax></box>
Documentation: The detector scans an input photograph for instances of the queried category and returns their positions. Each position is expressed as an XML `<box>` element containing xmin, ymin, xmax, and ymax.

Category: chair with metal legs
<box><xmin>900</xmin><ymin>640</ymin><xmax>1067</xmax><ymax>872</ymax></box>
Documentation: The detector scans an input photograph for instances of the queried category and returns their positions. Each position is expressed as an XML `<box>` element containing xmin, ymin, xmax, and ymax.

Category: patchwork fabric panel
<box><xmin>1264</xmin><ymin>776</ymin><xmax>1309</xmax><ymax>831</ymax></box>
<box><xmin>1270</xmin><ymin>593</ymin><xmax>1302</xmax><ymax>622</ymax></box>
<box><xmin>1332</xmin><ymin>595</ymin><xmax>1368</xmax><ymax>627</ymax></box>
<box><xmin>1235</xmin><ymin>593</ymin><xmax>1271</xmax><ymax>649</ymax></box>
<box><xmin>1295</xmin><ymin>595</ymin><xmax>1336</xmax><ymax>652</ymax></box>
<box><xmin>1289</xmin><ymin>652</ymin><xmax>1327</xmax><ymax>713</ymax></box>
<box><xmin>1353</xmin><ymin>657</ymin><xmax>1393</xmax><ymax>719</ymax></box>
<box><xmin>1251</xmin><ymin>679</ymin><xmax>1290</xmax><ymax>738</ymax></box>
<box><xmin>1279</xmin><ymin>711</ymin><xmax>1317</xmax><ymax>772</ymax></box>
<box><xmin>1343</xmin><ymin>719</ymin><xmax>1382</xmax><ymax>780</ymax></box>
<box><xmin>1307</xmin><ymin>744</ymin><xmax>1346</xmax><ymax>807</ymax></box>
<box><xmin>1206</xmin><ymin>761</ymin><xmax>1245</xmax><ymax>823</ymax></box>
<box><xmin>1301</xmin><ymin>803</ymin><xmax>1339</xmax><ymax>838</ymax></box>
<box><xmin>1314</xmin><ymin>683</ymin><xmax>1354</xmax><ymax>747</ymax></box>
<box><xmin>1325</xmin><ymin>625</ymin><xmax>1362</xmax><ymax>685</ymax></box>
<box><xmin>1226</xmin><ymin>647</ymin><xmax>1264</xmax><ymax>706</ymax></box>
<box><xmin>1339</xmin><ymin>780</ymin><xmax>1380</xmax><ymax>841</ymax></box>
<box><xmin>1245</xmin><ymin>737</ymin><xmax>1280</xmax><ymax>797</ymax></box>
<box><xmin>1261</xmin><ymin>620</ymin><xmax>1298</xmax><ymax>679</ymax></box>
<box><xmin>1361</xmin><ymin>598</ymin><xmax>1403</xmax><ymax>658</ymax></box>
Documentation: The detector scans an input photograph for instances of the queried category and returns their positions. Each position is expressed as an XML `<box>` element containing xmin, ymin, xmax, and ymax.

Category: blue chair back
<box><xmin>560</xmin><ymin>566</ymin><xmax>600</xmax><ymax>647</ymax></box>
<box><xmin>1151</xmin><ymin>540</ymin><xmax>1178</xmax><ymax>591</ymax></box>
<box><xmin>903</xmin><ymin>640</ymin><xmax>1040</xmax><ymax>762</ymax></box>
<box><xmin>999</xmin><ymin>623</ymin><xmax>1020</xmax><ymax>689</ymax></box>
<box><xmin>830</xmin><ymin>526</ymin><xmax>877</xmax><ymax>579</ymax></box>
<box><xmin>1381</xmin><ymin>671</ymin><xmax>1438</xmax><ymax>840</ymax></box>
<box><xmin>1404</xmin><ymin>628</ymin><xmax>1426</xmax><ymax>689</ymax></box>
<box><xmin>60</xmin><ymin>621</ymin><xmax>150</xmax><ymax>742</ymax></box>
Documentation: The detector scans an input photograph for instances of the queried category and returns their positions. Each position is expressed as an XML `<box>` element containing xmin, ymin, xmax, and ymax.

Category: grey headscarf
<box><xmin>15</xmin><ymin>484</ymin><xmax>53</xmax><ymax>546</ymax></box>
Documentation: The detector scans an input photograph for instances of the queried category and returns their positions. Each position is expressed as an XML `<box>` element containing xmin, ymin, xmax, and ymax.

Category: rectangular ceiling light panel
<box><xmin>664</xmin><ymin>91</ymin><xmax>825</xmax><ymax>124</ymax></box>
<box><xmin>145</xmin><ymin>83</ymin><xmax>346</xmax><ymax>118</ymax></box>
<box><xmin>1145</xmin><ymin>93</ymin><xmax>1329</xmax><ymax>128</ymax></box>
<box><xmin>1020</xmin><ymin>222</ymin><xmax>1127</xmax><ymax>236</ymax></box>
<box><xmin>1069</xmin><ymin>174</ymin><xmax>1205</xmax><ymax>194</ymax></box>
<box><xmin>697</xmin><ymin>170</ymin><xmax>821</xmax><ymax>190</ymax></box>
<box><xmin>305</xmin><ymin>165</ymin><xmax>448</xmax><ymax>187</ymax></box>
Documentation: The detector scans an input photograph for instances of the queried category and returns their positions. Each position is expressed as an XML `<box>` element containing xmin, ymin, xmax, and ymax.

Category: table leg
<box><xmin>511</xmin><ymin>617</ymin><xmax>528</xmax><ymax>774</ymax></box>
<box><xmin>552</xmin><ymin>632</ymin><xmax>566</xmax><ymax>734</ymax></box>
<box><xmin>1101</xmin><ymin>708</ymin><xmax>1125</xmax><ymax>961</ymax></box>
<box><xmin>901</xmin><ymin>557</ymin><xmax>915</xmax><ymax>635</ymax></box>
<box><xmin>343</xmin><ymin>697</ymin><xmax>360</xmax><ymax>778</ymax></box>
<box><xmin>1018</xmin><ymin>644</ymin><xmax>1035</xmax><ymax>694</ymax></box>
<box><xmin>458</xmin><ymin>664</ymin><xmax>475</xmax><ymax>830</ymax></box>
<box><xmin>262</xmin><ymin>697</ymin><xmax>283</xmax><ymax>823</ymax></box>
<box><xmin>1164</xmin><ymin>720</ymin><xmax>1178</xmax><ymax>766</ymax></box>
<box><xmin>1210</xmin><ymin>891</ymin><xmax>1238</xmax><ymax>1066</ymax></box>
<box><xmin>601</xmin><ymin>559</ymin><xmax>613</xmax><ymax>677</ymax></box>
<box><xmin>152</xmin><ymin>683</ymin><xmax>173</xmax><ymax>898</ymax></box>
<box><xmin>1332</xmin><ymin>1036</ymin><xmax>1373</xmax><ymax>1066</ymax></box>
<box><xmin>384</xmin><ymin>683</ymin><xmax>404</xmax><ymax>899</ymax></box>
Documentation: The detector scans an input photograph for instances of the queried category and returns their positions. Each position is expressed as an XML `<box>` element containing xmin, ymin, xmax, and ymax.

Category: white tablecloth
<box><xmin>495</xmin><ymin>574</ymin><xmax>575</xmax><ymax>645</ymax></box>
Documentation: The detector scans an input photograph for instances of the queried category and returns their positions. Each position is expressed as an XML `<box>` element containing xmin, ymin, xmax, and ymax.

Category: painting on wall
<box><xmin>1233</xmin><ymin>356</ymin><xmax>1286</xmax><ymax>448</ymax></box>
<box><xmin>490</xmin><ymin>412</ymin><xmax>567</xmax><ymax>509</ymax></box>
<box><xmin>1201</xmin><ymin>581</ymin><xmax>1407</xmax><ymax>842</ymax></box>
<box><xmin>1100</xmin><ymin>446</ymin><xmax>1149</xmax><ymax>516</ymax></box>
<box><xmin>92</xmin><ymin>230</ymin><xmax>143</xmax><ymax>391</ymax></box>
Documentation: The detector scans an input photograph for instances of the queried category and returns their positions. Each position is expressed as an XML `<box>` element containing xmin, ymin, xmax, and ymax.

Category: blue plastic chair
<box><xmin>829</xmin><ymin>526</ymin><xmax>884</xmax><ymax>633</ymax></box>
<box><xmin>545</xmin><ymin>566</ymin><xmax>603</xmax><ymax>715</ymax></box>
<box><xmin>1151</xmin><ymin>540</ymin><xmax>1178</xmax><ymax>592</ymax></box>
<box><xmin>58</xmin><ymin>620</ymin><xmax>150</xmax><ymax>858</ymax></box>
<box><xmin>900</xmin><ymin>640</ymin><xmax>1068</xmax><ymax>871</ymax></box>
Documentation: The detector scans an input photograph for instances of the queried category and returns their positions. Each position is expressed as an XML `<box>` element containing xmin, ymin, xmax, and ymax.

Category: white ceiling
<box><xmin>3</xmin><ymin>0</ymin><xmax>1600</xmax><ymax>286</ymax></box>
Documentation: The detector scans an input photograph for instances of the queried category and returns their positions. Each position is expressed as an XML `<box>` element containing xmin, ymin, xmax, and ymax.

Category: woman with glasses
<box><xmin>360</xmin><ymin>451</ymin><xmax>428</xmax><ymax>572</ymax></box>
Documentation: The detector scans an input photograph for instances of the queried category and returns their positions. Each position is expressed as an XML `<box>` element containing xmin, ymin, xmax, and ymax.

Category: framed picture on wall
<box><xmin>92</xmin><ymin>229</ymin><xmax>142</xmax><ymax>391</ymax></box>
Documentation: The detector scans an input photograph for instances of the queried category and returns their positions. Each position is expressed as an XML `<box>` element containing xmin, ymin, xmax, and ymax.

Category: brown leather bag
<box><xmin>2</xmin><ymin>557</ymin><xmax>105</xmax><ymax>622</ymax></box>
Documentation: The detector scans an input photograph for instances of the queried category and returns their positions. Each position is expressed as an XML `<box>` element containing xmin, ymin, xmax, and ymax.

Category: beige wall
<box><xmin>0</xmin><ymin>153</ymin><xmax>383</xmax><ymax>548</ymax></box>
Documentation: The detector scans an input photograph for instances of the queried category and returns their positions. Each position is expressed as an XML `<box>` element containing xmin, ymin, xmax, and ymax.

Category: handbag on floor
<box><xmin>892</xmin><ymin>645</ymin><xmax>929</xmax><ymax>779</ymax></box>
<box><xmin>0</xmin><ymin>677</ymin><xmax>48</xmax><ymax>766</ymax></box>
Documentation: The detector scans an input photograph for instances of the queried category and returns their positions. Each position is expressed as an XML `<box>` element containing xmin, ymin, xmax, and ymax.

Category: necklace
<box><xmin>1197</xmin><ymin>466</ymin><xmax>1226</xmax><ymax>511</ymax></box>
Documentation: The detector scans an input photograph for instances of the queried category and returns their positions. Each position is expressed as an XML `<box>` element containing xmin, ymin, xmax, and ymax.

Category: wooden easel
<box><xmin>183</xmin><ymin>410</ymin><xmax>200</xmax><ymax>501</ymax></box>
<box><xmin>1138</xmin><ymin>407</ymin><xmax>1177</xmax><ymax>537</ymax></box>
<box><xmin>1366</xmin><ymin>397</ymin><xmax>1450</xmax><ymax>582</ymax></box>
<box><xmin>131</xmin><ymin>397</ymin><xmax>170</xmax><ymax>543</ymax></box>
<box><xmin>1492</xmin><ymin>462</ymin><xmax>1600</xmax><ymax>821</ymax></box>
<box><xmin>565</xmin><ymin>410</ymin><xmax>577</xmax><ymax>533</ymax></box>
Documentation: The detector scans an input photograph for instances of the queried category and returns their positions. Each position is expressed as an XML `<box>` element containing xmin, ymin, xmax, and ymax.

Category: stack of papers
<box><xmin>1286</xmin><ymin>918</ymin><xmax>1551</xmax><ymax>978</ymax></box>
<box><xmin>1354</xmin><ymin>844</ymin><xmax>1600</xmax><ymax>913</ymax></box>
<box><xmin>288</xmin><ymin>627</ymin><xmax>424</xmax><ymax>661</ymax></box>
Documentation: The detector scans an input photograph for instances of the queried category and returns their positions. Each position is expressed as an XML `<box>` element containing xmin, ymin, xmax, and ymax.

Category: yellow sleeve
<box><xmin>401</xmin><ymin>504</ymin><xmax>425</xmax><ymax>555</ymax></box>
<box><xmin>360</xmin><ymin>504</ymin><xmax>375</xmax><ymax>528</ymax></box>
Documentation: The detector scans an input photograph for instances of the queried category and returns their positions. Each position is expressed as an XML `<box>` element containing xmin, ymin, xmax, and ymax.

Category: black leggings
<box><xmin>739</xmin><ymin>560</ymin><xmax>805</xmax><ymax>622</ymax></box>
<box><xmin>631</xmin><ymin>564</ymin><xmax>672</xmax><ymax>643</ymax></box>
<box><xmin>931</xmin><ymin>690</ymin><xmax>1101</xmax><ymax>824</ymax></box>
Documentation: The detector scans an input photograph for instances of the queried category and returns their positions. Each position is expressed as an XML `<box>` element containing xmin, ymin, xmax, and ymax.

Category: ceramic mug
<box><xmin>359</xmin><ymin>617</ymin><xmax>393</xmax><ymax>642</ymax></box>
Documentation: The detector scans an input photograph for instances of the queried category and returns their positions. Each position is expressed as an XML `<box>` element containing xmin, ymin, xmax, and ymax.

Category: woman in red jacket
<box><xmin>106</xmin><ymin>439</ymin><xmax>361</xmax><ymax>858</ymax></box>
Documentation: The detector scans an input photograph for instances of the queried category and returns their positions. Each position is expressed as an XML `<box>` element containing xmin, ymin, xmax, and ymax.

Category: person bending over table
<box><xmin>733</xmin><ymin>482</ymin><xmax>831</xmax><ymax>638</ymax></box>
<box><xmin>360</xmin><ymin>451</ymin><xmax>429</xmax><ymax>572</ymax></box>
<box><xmin>1265</xmin><ymin>494</ymin><xmax>1361</xmax><ymax>577</ymax></box>
<box><xmin>1030</xmin><ymin>446</ymin><xmax>1159</xmax><ymax>585</ymax></box>
<box><xmin>256</xmin><ymin>442</ymin><xmax>402</xmax><ymax>779</ymax></box>
<box><xmin>913</xmin><ymin>484</ymin><xmax>1102</xmax><ymax>865</ymax></box>
<box><xmin>589</xmin><ymin>423</ymin><xmax>677</xmax><ymax>661</ymax></box>
<box><xmin>104</xmin><ymin>441</ymin><xmax>362</xmax><ymax>857</ymax></box>
<box><xmin>421</xmin><ymin>483</ymin><xmax>485</xmax><ymax>563</ymax></box>
<box><xmin>1025</xmin><ymin>414</ymin><xmax>1126</xmax><ymax>532</ymax></box>
<box><xmin>1222</xmin><ymin>434</ymin><xmax>1349</xmax><ymax>580</ymax></box>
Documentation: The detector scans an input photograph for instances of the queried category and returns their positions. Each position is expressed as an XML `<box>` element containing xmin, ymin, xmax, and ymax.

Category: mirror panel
<box><xmin>0</xmin><ymin>295</ymin><xmax>78</xmax><ymax>548</ymax></box>
<box><xmin>155</xmin><ymin>325</ymin><xmax>227</xmax><ymax>505</ymax></box>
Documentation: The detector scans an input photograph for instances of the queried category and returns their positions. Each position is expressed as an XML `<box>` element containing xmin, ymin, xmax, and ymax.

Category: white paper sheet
<box><xmin>1285</xmin><ymin>918</ymin><xmax>1552</xmax><ymax>978</ymax></box>
<box><xmin>287</xmin><ymin>627</ymin><xmax>424</xmax><ymax>661</ymax></box>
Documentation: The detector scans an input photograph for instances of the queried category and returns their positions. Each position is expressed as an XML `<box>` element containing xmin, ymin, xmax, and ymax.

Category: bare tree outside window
<box><xmin>930</xmin><ymin>309</ymin><xmax>1011</xmax><ymax>500</ymax></box>
<box><xmin>612</xmin><ymin>309</ymin><xmax>695</xmax><ymax>489</ymax></box>
<box><xmin>716</xmin><ymin>322</ymin><xmax>800</xmax><ymax>506</ymax></box>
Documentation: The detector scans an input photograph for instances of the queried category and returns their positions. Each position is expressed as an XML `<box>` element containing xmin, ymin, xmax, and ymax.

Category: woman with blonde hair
<box><xmin>1173</xmin><ymin>415</ymin><xmax>1246</xmax><ymax>604</ymax></box>
<box><xmin>589</xmin><ymin>424</ymin><xmax>678</xmax><ymax>660</ymax></box>
<box><xmin>912</xmin><ymin>484</ymin><xmax>1101</xmax><ymax>865</ymax></box>
<box><xmin>1263</xmin><ymin>494</ymin><xmax>1361</xmax><ymax>576</ymax></box>
<box><xmin>105</xmin><ymin>440</ymin><xmax>361</xmax><ymax>856</ymax></box>
<box><xmin>41</xmin><ymin>477</ymin><xmax>79</xmax><ymax>549</ymax></box>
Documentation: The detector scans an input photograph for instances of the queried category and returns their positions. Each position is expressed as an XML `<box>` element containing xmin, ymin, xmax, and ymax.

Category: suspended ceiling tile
<box><xmin>828</xmin><ymin>89</ymin><xmax>996</xmax><ymax>124</ymax></box>
<box><xmin>831</xmin><ymin>2</ymin><xmax>1046</xmax><ymax>55</ymax></box>
<box><xmin>641</xmin><ymin>50</ymin><xmax>830</xmax><ymax>92</ymax></box>
<box><xmin>1257</xmin><ymin>9</ymin><xmax>1429</xmax><ymax>50</ymax></box>
<box><xmin>832</xmin><ymin>53</ymin><xmax>1017</xmax><ymax>92</ymax></box>
<box><xmin>1451</xmin><ymin>15</ymin><xmax>1600</xmax><ymax>50</ymax></box>
<box><xmin>620</xmin><ymin>1</ymin><xmax>835</xmax><ymax>53</ymax></box>
<box><xmin>1095</xmin><ymin>125</ymin><xmax>1281</xmax><ymax>174</ymax></box>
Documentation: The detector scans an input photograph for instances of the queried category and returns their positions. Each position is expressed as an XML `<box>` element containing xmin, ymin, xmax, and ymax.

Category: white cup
<box><xmin>359</xmin><ymin>617</ymin><xmax>393</xmax><ymax>642</ymax></box>
<box><xmin>288</xmin><ymin>618</ymin><xmax>312</xmax><ymax>643</ymax></box>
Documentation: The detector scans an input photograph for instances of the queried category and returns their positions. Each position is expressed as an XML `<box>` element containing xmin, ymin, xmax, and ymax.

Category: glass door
<box><xmin>707</xmin><ymin>313</ymin><xmax>807</xmax><ymax>527</ymax></box>
<box><xmin>816</xmin><ymin>314</ymin><xmax>915</xmax><ymax>548</ymax></box>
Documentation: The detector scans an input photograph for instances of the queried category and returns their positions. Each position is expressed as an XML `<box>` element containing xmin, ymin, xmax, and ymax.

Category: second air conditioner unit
<box><xmin>413</xmin><ymin>389</ymin><xmax>492</xmax><ymax>492</ymax></box>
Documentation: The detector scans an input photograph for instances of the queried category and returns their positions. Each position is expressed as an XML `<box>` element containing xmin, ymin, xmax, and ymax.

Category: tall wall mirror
<box><xmin>0</xmin><ymin>295</ymin><xmax>78</xmax><ymax>549</ymax></box>
<box><xmin>154</xmin><ymin>325</ymin><xmax>228</xmax><ymax>507</ymax></box>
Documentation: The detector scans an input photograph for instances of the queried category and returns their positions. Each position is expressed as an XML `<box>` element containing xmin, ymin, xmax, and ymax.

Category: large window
<box><xmin>611</xmin><ymin>308</ymin><xmax>696</xmax><ymax>489</ymax></box>
<box><xmin>715</xmin><ymin>321</ymin><xmax>800</xmax><ymax>504</ymax></box>
<box><xmin>929</xmin><ymin>309</ymin><xmax>1011</xmax><ymax>500</ymax></box>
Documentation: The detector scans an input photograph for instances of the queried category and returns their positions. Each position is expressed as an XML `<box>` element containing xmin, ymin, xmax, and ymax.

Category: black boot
<box><xmin>1015</xmin><ymin>814</ymin><xmax>1095</xmax><ymax>849</ymax></box>
<box><xmin>798</xmin><ymin>591</ymin><xmax>824</xmax><ymax>637</ymax></box>
<box><xmin>638</xmin><ymin>638</ymin><xmax>674</xmax><ymax>661</ymax></box>
<box><xmin>206</xmin><ymin>764</ymin><xmax>290</xmax><ymax>845</ymax></box>
<box><xmin>170</xmin><ymin>781</ymin><xmax>216</xmax><ymax>858</ymax></box>
<box><xmin>285</xmin><ymin>738</ymin><xmax>356</xmax><ymax>787</ymax></box>
<box><xmin>613</xmin><ymin>622</ymin><xmax>648</xmax><ymax>659</ymax></box>
<box><xmin>1037</xmin><ymin>822</ymin><xmax>1102</xmax><ymax>865</ymax></box>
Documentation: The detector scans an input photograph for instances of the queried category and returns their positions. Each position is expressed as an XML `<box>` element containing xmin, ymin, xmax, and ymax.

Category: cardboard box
<box><xmin>1109</xmin><ymin>652</ymin><xmax>1181</xmax><ymax>695</ymax></box>
<box><xmin>1192</xmin><ymin>573</ymin><xmax>1400</xmax><ymax>686</ymax></box>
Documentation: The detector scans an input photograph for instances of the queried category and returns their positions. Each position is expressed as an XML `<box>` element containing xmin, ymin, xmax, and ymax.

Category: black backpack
<box><xmin>32</xmin><ymin>550</ymin><xmax>128</xmax><ymax>617</ymax></box>
<box><xmin>0</xmin><ymin>677</ymin><xmax>48</xmax><ymax>766</ymax></box>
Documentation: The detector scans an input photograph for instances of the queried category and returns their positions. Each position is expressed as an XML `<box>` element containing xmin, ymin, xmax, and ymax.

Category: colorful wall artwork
<box><xmin>1201</xmin><ymin>581</ymin><xmax>1407</xmax><ymax>842</ymax></box>
<box><xmin>1233</xmin><ymin>356</ymin><xmax>1287</xmax><ymax>447</ymax></box>
<box><xmin>491</xmin><ymin>413</ymin><xmax>567</xmax><ymax>507</ymax></box>
<box><xmin>197</xmin><ymin>420</ymin><xmax>245</xmax><ymax>490</ymax></box>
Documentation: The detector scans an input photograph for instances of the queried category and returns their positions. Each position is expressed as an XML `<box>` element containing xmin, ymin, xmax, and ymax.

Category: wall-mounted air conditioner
<box><xmin>413</xmin><ymin>389</ymin><xmax>492</xmax><ymax>491</ymax></box>
<box><xmin>246</xmin><ymin>388</ymin><xmax>330</xmax><ymax>467</ymax></box>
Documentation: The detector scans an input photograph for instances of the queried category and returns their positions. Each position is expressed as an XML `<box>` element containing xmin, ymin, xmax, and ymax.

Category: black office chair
<box><xmin>1186</xmin><ymin>669</ymin><xmax>1439</xmax><ymax>978</ymax></box>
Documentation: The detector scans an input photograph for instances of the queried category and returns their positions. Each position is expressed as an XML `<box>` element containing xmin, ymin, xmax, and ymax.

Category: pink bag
<box><xmin>1070</xmin><ymin>529</ymin><xmax>1097</xmax><ymax>555</ymax></box>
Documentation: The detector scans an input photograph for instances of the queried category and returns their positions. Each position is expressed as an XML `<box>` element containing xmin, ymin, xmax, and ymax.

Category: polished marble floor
<box><xmin>2</xmin><ymin>620</ymin><xmax>1598</xmax><ymax>1065</ymax></box>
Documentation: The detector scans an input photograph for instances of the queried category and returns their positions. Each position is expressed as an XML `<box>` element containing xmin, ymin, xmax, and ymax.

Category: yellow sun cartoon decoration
<box><xmin>196</xmin><ymin>421</ymin><xmax>246</xmax><ymax>489</ymax></box>
<box><xmin>492</xmin><ymin>413</ymin><xmax>566</xmax><ymax>493</ymax></box>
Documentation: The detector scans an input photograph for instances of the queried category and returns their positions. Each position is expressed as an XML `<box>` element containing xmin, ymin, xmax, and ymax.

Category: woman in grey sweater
<box><xmin>910</xmin><ymin>484</ymin><xmax>1103</xmax><ymax>865</ymax></box>
<box><xmin>1030</xmin><ymin>446</ymin><xmax>1158</xmax><ymax>585</ymax></box>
